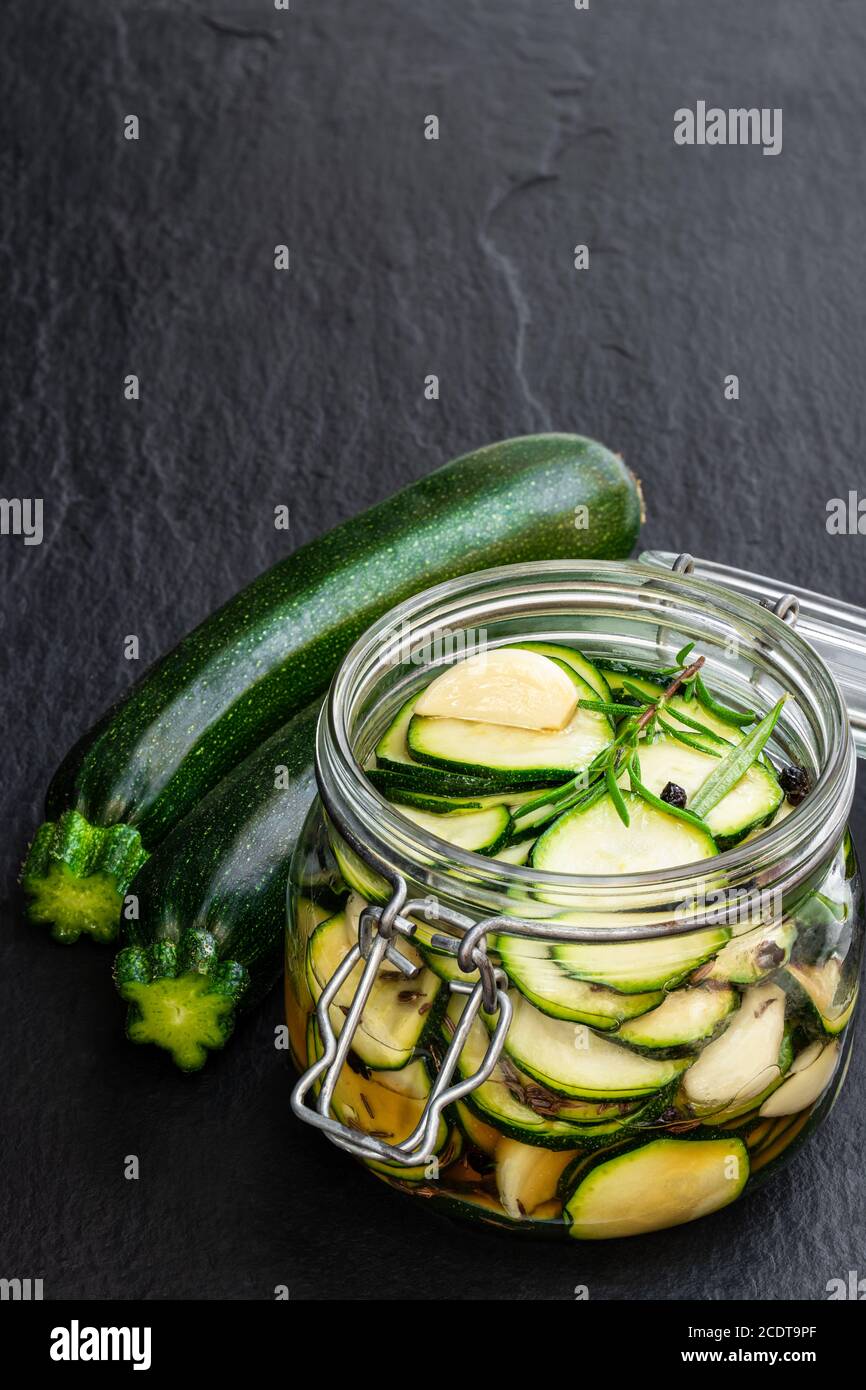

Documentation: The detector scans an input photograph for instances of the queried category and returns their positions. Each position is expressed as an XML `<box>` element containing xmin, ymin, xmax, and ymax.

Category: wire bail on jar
<box><xmin>290</xmin><ymin>854</ymin><xmax>514</xmax><ymax>1166</ymax></box>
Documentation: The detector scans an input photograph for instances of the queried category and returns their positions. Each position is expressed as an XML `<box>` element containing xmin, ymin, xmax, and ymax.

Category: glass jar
<box><xmin>286</xmin><ymin>560</ymin><xmax>862</xmax><ymax>1240</ymax></box>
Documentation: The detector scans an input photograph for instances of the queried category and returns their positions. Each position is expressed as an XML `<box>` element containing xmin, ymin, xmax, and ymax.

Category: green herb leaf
<box><xmin>696</xmin><ymin>675</ymin><xmax>756</xmax><ymax>728</ymax></box>
<box><xmin>656</xmin><ymin>714</ymin><xmax>723</xmax><ymax>756</ymax></box>
<box><xmin>663</xmin><ymin>704</ymin><xmax>727</xmax><ymax>744</ymax></box>
<box><xmin>605</xmin><ymin>763</ymin><xmax>630</xmax><ymax>827</ymax></box>
<box><xmin>621</xmin><ymin>678</ymin><xmax>658</xmax><ymax>705</ymax></box>
<box><xmin>676</xmin><ymin>641</ymin><xmax>696</xmax><ymax>666</ymax></box>
<box><xmin>579</xmin><ymin>698</ymin><xmax>646</xmax><ymax>718</ymax></box>
<box><xmin>689</xmin><ymin>697</ymin><xmax>787</xmax><ymax>818</ymax></box>
<box><xmin>629</xmin><ymin>772</ymin><xmax>715</xmax><ymax>835</ymax></box>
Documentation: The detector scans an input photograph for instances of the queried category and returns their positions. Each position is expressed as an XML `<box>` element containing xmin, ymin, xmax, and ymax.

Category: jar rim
<box><xmin>320</xmin><ymin>560</ymin><xmax>856</xmax><ymax>920</ymax></box>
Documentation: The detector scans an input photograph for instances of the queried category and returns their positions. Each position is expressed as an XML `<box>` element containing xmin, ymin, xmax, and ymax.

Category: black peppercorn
<box><xmin>660</xmin><ymin>781</ymin><xmax>688</xmax><ymax>809</ymax></box>
<box><xmin>778</xmin><ymin>764</ymin><xmax>811</xmax><ymax>806</ymax></box>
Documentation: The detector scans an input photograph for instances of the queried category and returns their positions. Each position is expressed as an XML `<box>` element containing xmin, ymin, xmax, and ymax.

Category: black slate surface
<box><xmin>1</xmin><ymin>0</ymin><xmax>864</xmax><ymax>1301</ymax></box>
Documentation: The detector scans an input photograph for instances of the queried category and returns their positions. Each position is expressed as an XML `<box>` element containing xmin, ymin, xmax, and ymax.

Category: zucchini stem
<box><xmin>21</xmin><ymin>810</ymin><xmax>149</xmax><ymax>944</ymax></box>
<box><xmin>114</xmin><ymin>928</ymin><xmax>249</xmax><ymax>1071</ymax></box>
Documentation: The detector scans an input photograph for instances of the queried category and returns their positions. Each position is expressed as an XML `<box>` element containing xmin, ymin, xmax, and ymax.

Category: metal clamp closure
<box><xmin>671</xmin><ymin>553</ymin><xmax>799</xmax><ymax>627</ymax></box>
<box><xmin>290</xmin><ymin>885</ymin><xmax>511</xmax><ymax>1168</ymax></box>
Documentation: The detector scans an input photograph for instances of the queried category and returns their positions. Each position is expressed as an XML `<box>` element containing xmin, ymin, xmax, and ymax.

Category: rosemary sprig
<box><xmin>656</xmin><ymin>712</ymin><xmax>723</xmax><ymax>756</ymax></box>
<box><xmin>512</xmin><ymin>652</ymin><xmax>720</xmax><ymax>834</ymax></box>
<box><xmin>605</xmin><ymin>761</ymin><xmax>630</xmax><ymax>827</ymax></box>
<box><xmin>689</xmin><ymin>697</ymin><xmax>787</xmax><ymax>818</ymax></box>
<box><xmin>695</xmin><ymin>675</ymin><xmax>756</xmax><ymax>728</ymax></box>
<box><xmin>628</xmin><ymin>768</ymin><xmax>715</xmax><ymax>834</ymax></box>
<box><xmin>578</xmin><ymin>698</ymin><xmax>649</xmax><ymax>719</ymax></box>
<box><xmin>661</xmin><ymin>703</ymin><xmax>728</xmax><ymax>744</ymax></box>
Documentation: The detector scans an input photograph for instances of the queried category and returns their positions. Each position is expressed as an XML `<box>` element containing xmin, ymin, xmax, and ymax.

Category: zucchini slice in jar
<box><xmin>612</xmin><ymin>985</ymin><xmax>739</xmax><ymax>1055</ymax></box>
<box><xmin>452</xmin><ymin>1100</ymin><xmax>501</xmax><ymax>1157</ymax></box>
<box><xmin>498</xmin><ymin>993</ymin><xmax>690</xmax><ymax>1100</ymax></box>
<box><xmin>411</xmin><ymin>920</ymin><xmax>475</xmax><ymax>984</ymax></box>
<box><xmin>697</xmin><ymin>917</ymin><xmax>797</xmax><ymax>985</ymax></box>
<box><xmin>305</xmin><ymin>911</ymin><xmax>440</xmax><ymax>1070</ymax></box>
<box><xmin>305</xmin><ymin>1020</ymin><xmax>456</xmax><ymax>1182</ymax></box>
<box><xmin>758</xmin><ymin>1039</ymin><xmax>841</xmax><ymax>1117</ymax></box>
<box><xmin>561</xmin><ymin>1136</ymin><xmax>749</xmax><ymax>1239</ymax></box>
<box><xmin>373</xmin><ymin>693</ymin><xmax>516</xmax><ymax>795</ymax></box>
<box><xmin>368</xmin><ymin>1129</ymin><xmax>464</xmax><ymax>1184</ymax></box>
<box><xmin>395</xmin><ymin>803</ymin><xmax>512</xmax><ymax>855</ymax></box>
<box><xmin>783</xmin><ymin>958</ymin><xmax>858</xmax><ymax>1035</ymax></box>
<box><xmin>681</xmin><ymin>982</ymin><xmax>787</xmax><ymax>1113</ymax></box>
<box><xmin>443</xmin><ymin>996</ymin><xmax>647</xmax><ymax>1147</ymax></box>
<box><xmin>375</xmin><ymin>785</ymin><xmax>539</xmax><ymax>816</ymax></box>
<box><xmin>406</xmin><ymin>670</ymin><xmax>613</xmax><ymax>785</ymax></box>
<box><xmin>493</xmin><ymin>840</ymin><xmax>534</xmax><ymax>866</ymax></box>
<box><xmin>551</xmin><ymin>922</ymin><xmax>731</xmax><ymax>994</ymax></box>
<box><xmin>627</xmin><ymin>737</ymin><xmax>782</xmax><ymax>847</ymax></box>
<box><xmin>328</xmin><ymin>822</ymin><xmax>391</xmax><ymax>903</ymax></box>
<box><xmin>426</xmin><ymin>1187</ymin><xmax>560</xmax><ymax>1229</ymax></box>
<box><xmin>495</xmin><ymin>1139</ymin><xmax>577</xmax><ymax>1220</ymax></box>
<box><xmin>530</xmin><ymin>792</ymin><xmax>718</xmax><ymax>879</ymax></box>
<box><xmin>598</xmin><ymin>666</ymin><xmax>754</xmax><ymax>742</ymax></box>
<box><xmin>495</xmin><ymin>934</ymin><xmax>664</xmax><ymax>1028</ymax></box>
<box><xmin>597</xmin><ymin>667</ymin><xmax>666</xmax><ymax>699</ymax></box>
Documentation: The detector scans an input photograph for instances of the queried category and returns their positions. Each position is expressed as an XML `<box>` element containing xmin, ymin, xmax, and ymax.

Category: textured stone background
<box><xmin>1</xmin><ymin>0</ymin><xmax>864</xmax><ymax>1299</ymax></box>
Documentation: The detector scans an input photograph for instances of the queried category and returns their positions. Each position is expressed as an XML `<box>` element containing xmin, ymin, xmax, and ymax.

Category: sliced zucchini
<box><xmin>380</xmin><ymin>785</ymin><xmax>539</xmax><ymax>815</ymax></box>
<box><xmin>562</xmin><ymin>1136</ymin><xmax>749</xmax><ymax>1239</ymax></box>
<box><xmin>453</xmin><ymin>1099</ymin><xmax>501</xmax><ymax>1157</ymax></box>
<box><xmin>784</xmin><ymin>957</ymin><xmax>858</xmax><ymax>1035</ymax></box>
<box><xmin>305</xmin><ymin>1020</ymin><xmax>453</xmax><ymax>1181</ymax></box>
<box><xmin>599</xmin><ymin>666</ymin><xmax>748</xmax><ymax>743</ymax></box>
<box><xmin>306</xmin><ymin>911</ymin><xmax>440</xmax><ymax>1069</ymax></box>
<box><xmin>627</xmin><ymin>737</ymin><xmax>782</xmax><ymax>847</ymax></box>
<box><xmin>373</xmin><ymin>693</ymin><xmax>519</xmax><ymax>794</ymax></box>
<box><xmin>495</xmin><ymin>1138</ymin><xmax>577</xmax><ymax>1219</ymax></box>
<box><xmin>368</xmin><ymin>1128</ymin><xmax>463</xmax><ymax>1183</ymax></box>
<box><xmin>395</xmin><ymin>802</ymin><xmax>511</xmax><ymax>855</ymax></box>
<box><xmin>444</xmin><ymin>996</ymin><xmax>645</xmax><ymax>1148</ymax></box>
<box><xmin>759</xmin><ymin>1040</ymin><xmax>840</xmax><ymax>1118</ymax></box>
<box><xmin>517</xmin><ymin>641</ymin><xmax>612</xmax><ymax>703</ymax></box>
<box><xmin>698</xmin><ymin>918</ymin><xmax>797</xmax><ymax>985</ymax></box>
<box><xmin>741</xmin><ymin>796</ymin><xmax>794</xmax><ymax>843</ymax></box>
<box><xmin>682</xmin><ymin>982</ymin><xmax>786</xmax><ymax>1113</ymax></box>
<box><xmin>499</xmin><ymin>992</ymin><xmax>690</xmax><ymax>1100</ymax></box>
<box><xmin>531</xmin><ymin>792</ymin><xmax>718</xmax><ymax>878</ymax></box>
<box><xmin>329</xmin><ymin>822</ymin><xmax>390</xmax><ymax>903</ymax></box>
<box><xmin>613</xmin><ymin>985</ymin><xmax>739</xmax><ymax>1054</ymax></box>
<box><xmin>414</xmin><ymin>647</ymin><xmax>580</xmax><ymax>731</ymax></box>
<box><xmin>495</xmin><ymin>933</ymin><xmax>663</xmax><ymax>1027</ymax></box>
<box><xmin>411</xmin><ymin>919</ymin><xmax>476</xmax><ymax>984</ymax></box>
<box><xmin>597</xmin><ymin>666</ymin><xmax>665</xmax><ymax>699</ymax></box>
<box><xmin>552</xmin><ymin>922</ymin><xmax>730</xmax><ymax>994</ymax></box>
<box><xmin>748</xmin><ymin>1107</ymin><xmax>815</xmax><ymax>1176</ymax></box>
<box><xmin>407</xmin><ymin>672</ymin><xmax>612</xmax><ymax>785</ymax></box>
<box><xmin>493</xmin><ymin>840</ymin><xmax>533</xmax><ymax>866</ymax></box>
<box><xmin>379</xmin><ymin>788</ymin><xmax>487</xmax><ymax>814</ymax></box>
<box><xmin>425</xmin><ymin>1186</ymin><xmax>560</xmax><ymax>1229</ymax></box>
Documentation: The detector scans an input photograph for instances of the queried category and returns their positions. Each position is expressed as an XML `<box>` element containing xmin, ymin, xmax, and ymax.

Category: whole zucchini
<box><xmin>113</xmin><ymin>703</ymin><xmax>318</xmax><ymax>1071</ymax></box>
<box><xmin>23</xmin><ymin>433</ymin><xmax>643</xmax><ymax>942</ymax></box>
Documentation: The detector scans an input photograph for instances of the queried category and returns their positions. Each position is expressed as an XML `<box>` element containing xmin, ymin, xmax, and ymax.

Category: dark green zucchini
<box><xmin>113</xmin><ymin>704</ymin><xmax>318</xmax><ymax>1071</ymax></box>
<box><xmin>23</xmin><ymin>434</ymin><xmax>642</xmax><ymax>942</ymax></box>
